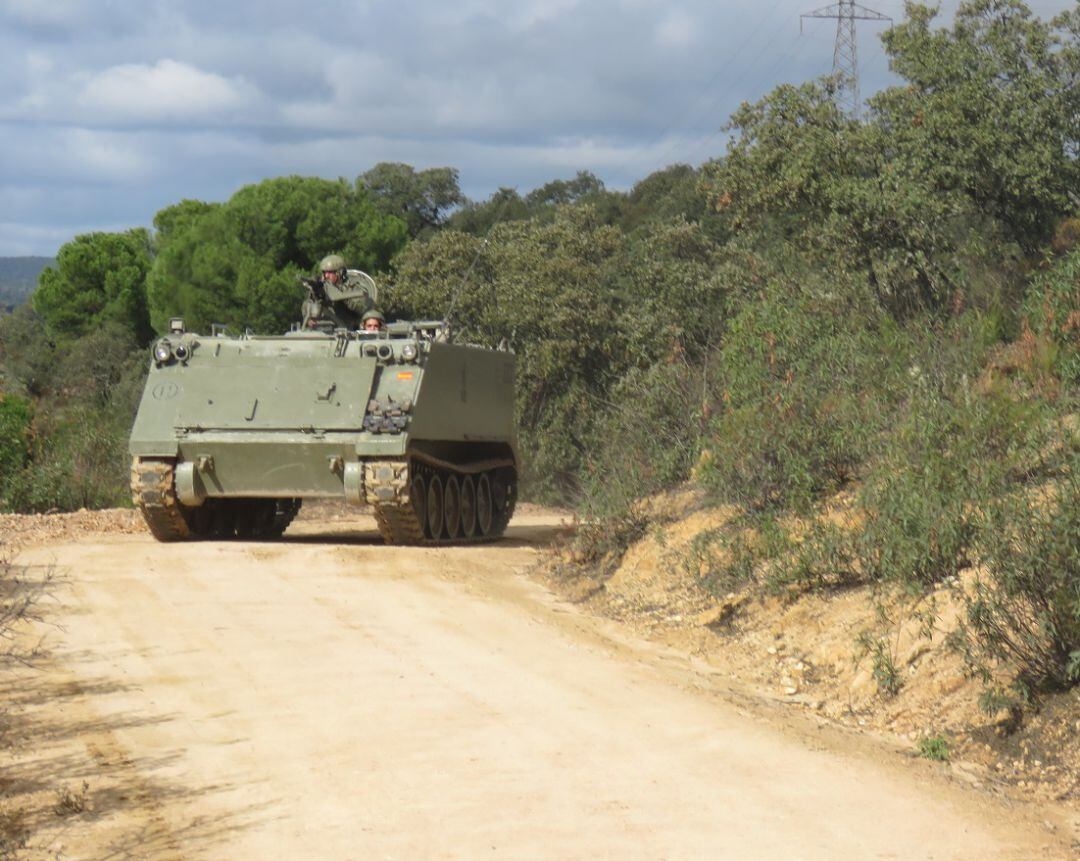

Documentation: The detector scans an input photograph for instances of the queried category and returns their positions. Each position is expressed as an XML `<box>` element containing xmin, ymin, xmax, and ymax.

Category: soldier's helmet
<box><xmin>361</xmin><ymin>309</ymin><xmax>385</xmax><ymax>324</ymax></box>
<box><xmin>318</xmin><ymin>253</ymin><xmax>346</xmax><ymax>274</ymax></box>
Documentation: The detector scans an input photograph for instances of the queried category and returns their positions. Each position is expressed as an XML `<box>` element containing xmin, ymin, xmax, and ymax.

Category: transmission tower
<box><xmin>801</xmin><ymin>0</ymin><xmax>890</xmax><ymax>118</ymax></box>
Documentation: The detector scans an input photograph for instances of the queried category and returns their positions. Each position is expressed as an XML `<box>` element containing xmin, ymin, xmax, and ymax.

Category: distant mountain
<box><xmin>0</xmin><ymin>256</ymin><xmax>53</xmax><ymax>312</ymax></box>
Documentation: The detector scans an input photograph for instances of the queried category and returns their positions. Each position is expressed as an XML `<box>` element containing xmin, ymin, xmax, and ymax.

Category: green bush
<box><xmin>579</xmin><ymin>358</ymin><xmax>707</xmax><ymax>514</ymax></box>
<box><xmin>769</xmin><ymin>519</ymin><xmax>861</xmax><ymax>593</ymax></box>
<box><xmin>697</xmin><ymin>279</ymin><xmax>886</xmax><ymax>511</ymax></box>
<box><xmin>856</xmin><ymin>390</ymin><xmax>984</xmax><ymax>589</ymax></box>
<box><xmin>856</xmin><ymin>630</ymin><xmax>903</xmax><ymax>696</ymax></box>
<box><xmin>856</xmin><ymin>381</ymin><xmax>1055</xmax><ymax>589</ymax></box>
<box><xmin>1023</xmin><ymin>248</ymin><xmax>1080</xmax><ymax>385</ymax></box>
<box><xmin>0</xmin><ymin>394</ymin><xmax>33</xmax><ymax>504</ymax></box>
<box><xmin>917</xmin><ymin>735</ymin><xmax>950</xmax><ymax>761</ymax></box>
<box><xmin>846</xmin><ymin>309</ymin><xmax>1057</xmax><ymax>589</ymax></box>
<box><xmin>1</xmin><ymin>410</ymin><xmax>132</xmax><ymax>513</ymax></box>
<box><xmin>959</xmin><ymin>449</ymin><xmax>1080</xmax><ymax>692</ymax></box>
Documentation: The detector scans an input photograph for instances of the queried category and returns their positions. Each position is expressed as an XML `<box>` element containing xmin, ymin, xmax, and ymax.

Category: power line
<box><xmin>800</xmin><ymin>1</ymin><xmax>891</xmax><ymax>117</ymax></box>
<box><xmin>642</xmin><ymin>0</ymin><xmax>793</xmax><ymax>172</ymax></box>
<box><xmin>677</xmin><ymin>26</ymin><xmax>814</xmax><ymax>167</ymax></box>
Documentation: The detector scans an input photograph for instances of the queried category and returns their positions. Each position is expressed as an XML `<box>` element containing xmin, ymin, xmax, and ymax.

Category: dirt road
<box><xmin>4</xmin><ymin>510</ymin><xmax>1069</xmax><ymax>860</ymax></box>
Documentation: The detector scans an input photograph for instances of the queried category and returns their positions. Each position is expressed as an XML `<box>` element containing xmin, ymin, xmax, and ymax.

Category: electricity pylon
<box><xmin>801</xmin><ymin>0</ymin><xmax>891</xmax><ymax>118</ymax></box>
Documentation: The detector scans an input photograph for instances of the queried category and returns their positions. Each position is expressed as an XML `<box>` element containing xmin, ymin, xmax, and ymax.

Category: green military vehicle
<box><xmin>129</xmin><ymin>271</ymin><xmax>517</xmax><ymax>544</ymax></box>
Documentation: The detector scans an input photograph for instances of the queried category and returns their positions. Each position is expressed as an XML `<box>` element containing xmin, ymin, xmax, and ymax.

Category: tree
<box><xmin>32</xmin><ymin>230</ymin><xmax>153</xmax><ymax>343</ymax></box>
<box><xmin>702</xmin><ymin>1</ymin><xmax>1079</xmax><ymax>317</ymax></box>
<box><xmin>877</xmin><ymin>0</ymin><xmax>1080</xmax><ymax>251</ymax></box>
<box><xmin>358</xmin><ymin>163</ymin><xmax>465</xmax><ymax>238</ymax></box>
<box><xmin>619</xmin><ymin>164</ymin><xmax>708</xmax><ymax>233</ymax></box>
<box><xmin>611</xmin><ymin>216</ymin><xmax>731</xmax><ymax>363</ymax></box>
<box><xmin>152</xmin><ymin>199</ymin><xmax>219</xmax><ymax>247</ymax></box>
<box><xmin>446</xmin><ymin>187</ymin><xmax>530</xmax><ymax>235</ymax></box>
<box><xmin>0</xmin><ymin>305</ymin><xmax>56</xmax><ymax>396</ymax></box>
<box><xmin>391</xmin><ymin>206</ymin><xmax>628</xmax><ymax>499</ymax></box>
<box><xmin>147</xmin><ymin>176</ymin><xmax>408</xmax><ymax>334</ymax></box>
<box><xmin>524</xmin><ymin>171</ymin><xmax>606</xmax><ymax>207</ymax></box>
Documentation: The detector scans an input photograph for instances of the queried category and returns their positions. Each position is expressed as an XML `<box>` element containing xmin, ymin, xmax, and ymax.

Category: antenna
<box><xmin>801</xmin><ymin>0</ymin><xmax>890</xmax><ymax>118</ymax></box>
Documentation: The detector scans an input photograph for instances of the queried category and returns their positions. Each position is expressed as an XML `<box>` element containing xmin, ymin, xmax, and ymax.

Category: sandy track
<box><xmin>4</xmin><ymin>511</ymin><xmax>1069</xmax><ymax>860</ymax></box>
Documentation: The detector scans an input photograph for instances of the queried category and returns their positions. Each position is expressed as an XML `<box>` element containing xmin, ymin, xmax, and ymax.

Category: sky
<box><xmin>0</xmin><ymin>0</ymin><xmax>1074</xmax><ymax>256</ymax></box>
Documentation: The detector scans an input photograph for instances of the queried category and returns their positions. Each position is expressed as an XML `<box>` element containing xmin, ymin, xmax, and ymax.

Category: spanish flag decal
<box><xmin>396</xmin><ymin>371</ymin><xmax>415</xmax><ymax>381</ymax></box>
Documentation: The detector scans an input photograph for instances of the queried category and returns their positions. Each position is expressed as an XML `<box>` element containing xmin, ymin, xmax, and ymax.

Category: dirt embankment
<box><xmin>538</xmin><ymin>488</ymin><xmax>1080</xmax><ymax>812</ymax></box>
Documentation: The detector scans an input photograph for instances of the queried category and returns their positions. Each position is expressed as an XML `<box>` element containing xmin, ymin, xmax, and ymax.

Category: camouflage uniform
<box><xmin>302</xmin><ymin>254</ymin><xmax>376</xmax><ymax>329</ymax></box>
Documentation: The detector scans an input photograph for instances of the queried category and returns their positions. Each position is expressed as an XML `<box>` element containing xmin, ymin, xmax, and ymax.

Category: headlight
<box><xmin>401</xmin><ymin>343</ymin><xmax>418</xmax><ymax>362</ymax></box>
<box><xmin>173</xmin><ymin>343</ymin><xmax>189</xmax><ymax>361</ymax></box>
<box><xmin>153</xmin><ymin>340</ymin><xmax>173</xmax><ymax>363</ymax></box>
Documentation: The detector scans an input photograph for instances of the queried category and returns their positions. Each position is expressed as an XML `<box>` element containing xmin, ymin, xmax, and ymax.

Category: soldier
<box><xmin>301</xmin><ymin>254</ymin><xmax>375</xmax><ymax>329</ymax></box>
<box><xmin>361</xmin><ymin>309</ymin><xmax>386</xmax><ymax>332</ymax></box>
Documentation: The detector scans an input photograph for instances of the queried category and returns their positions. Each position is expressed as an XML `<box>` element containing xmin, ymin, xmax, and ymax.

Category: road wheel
<box><xmin>475</xmin><ymin>473</ymin><xmax>493</xmax><ymax>537</ymax></box>
<box><xmin>248</xmin><ymin>500</ymin><xmax>276</xmax><ymax>538</ymax></box>
<box><xmin>410</xmin><ymin>474</ymin><xmax>428</xmax><ymax>536</ymax></box>
<box><xmin>459</xmin><ymin>475</ymin><xmax>477</xmax><ymax>538</ymax></box>
<box><xmin>426</xmin><ymin>474</ymin><xmax>444</xmax><ymax>540</ymax></box>
<box><xmin>491</xmin><ymin>468</ymin><xmax>518</xmax><ymax>536</ymax></box>
<box><xmin>267</xmin><ymin>499</ymin><xmax>301</xmax><ymax>538</ymax></box>
<box><xmin>444</xmin><ymin>475</ymin><xmax>461</xmax><ymax>540</ymax></box>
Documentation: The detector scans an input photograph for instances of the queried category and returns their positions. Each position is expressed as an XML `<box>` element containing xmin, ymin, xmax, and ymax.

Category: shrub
<box><xmin>671</xmin><ymin>527</ymin><xmax>758</xmax><ymax>598</ymax></box>
<box><xmin>917</xmin><ymin>735</ymin><xmax>950</xmax><ymax>762</ymax></box>
<box><xmin>855</xmin><ymin>389</ymin><xmax>986</xmax><ymax>589</ymax></box>
<box><xmin>579</xmin><ymin>357</ymin><xmax>707</xmax><ymax>514</ymax></box>
<box><xmin>853</xmin><ymin>315</ymin><xmax>1054</xmax><ymax>590</ymax></box>
<box><xmin>2</xmin><ymin>403</ymin><xmax>133</xmax><ymax>513</ymax></box>
<box><xmin>959</xmin><ymin>449</ymin><xmax>1080</xmax><ymax>693</ymax></box>
<box><xmin>0</xmin><ymin>395</ymin><xmax>32</xmax><ymax>482</ymax></box>
<box><xmin>568</xmin><ymin>509</ymin><xmax>650</xmax><ymax>578</ymax></box>
<box><xmin>855</xmin><ymin>629</ymin><xmax>903</xmax><ymax>697</ymax></box>
<box><xmin>769</xmin><ymin>519</ymin><xmax>861</xmax><ymax>593</ymax></box>
<box><xmin>697</xmin><ymin>278</ymin><xmax>886</xmax><ymax>511</ymax></box>
<box><xmin>1023</xmin><ymin>248</ymin><xmax>1080</xmax><ymax>385</ymax></box>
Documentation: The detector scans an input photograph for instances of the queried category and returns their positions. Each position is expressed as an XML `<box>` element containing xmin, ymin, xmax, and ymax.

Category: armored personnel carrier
<box><xmin>128</xmin><ymin>273</ymin><xmax>517</xmax><ymax>544</ymax></box>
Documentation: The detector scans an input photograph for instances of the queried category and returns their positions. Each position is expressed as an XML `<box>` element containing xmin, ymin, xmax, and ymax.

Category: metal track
<box><xmin>366</xmin><ymin>458</ymin><xmax>516</xmax><ymax>546</ymax></box>
<box><xmin>365</xmin><ymin>460</ymin><xmax>425</xmax><ymax>545</ymax></box>
<box><xmin>131</xmin><ymin>457</ymin><xmax>191</xmax><ymax>541</ymax></box>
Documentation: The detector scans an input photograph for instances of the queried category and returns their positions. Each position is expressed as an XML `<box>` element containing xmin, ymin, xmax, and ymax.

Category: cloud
<box><xmin>0</xmin><ymin>125</ymin><xmax>160</xmax><ymax>184</ymax></box>
<box><xmin>79</xmin><ymin>59</ymin><xmax>260</xmax><ymax>123</ymax></box>
<box><xmin>0</xmin><ymin>0</ymin><xmax>99</xmax><ymax>31</ymax></box>
<box><xmin>509</xmin><ymin>0</ymin><xmax>582</xmax><ymax>29</ymax></box>
<box><xmin>0</xmin><ymin>0</ymin><xmax>1076</xmax><ymax>256</ymax></box>
<box><xmin>656</xmin><ymin>10</ymin><xmax>699</xmax><ymax>49</ymax></box>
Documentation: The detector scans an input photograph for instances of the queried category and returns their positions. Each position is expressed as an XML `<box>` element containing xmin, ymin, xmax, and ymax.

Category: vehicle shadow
<box><xmin>277</xmin><ymin>518</ymin><xmax>571</xmax><ymax>549</ymax></box>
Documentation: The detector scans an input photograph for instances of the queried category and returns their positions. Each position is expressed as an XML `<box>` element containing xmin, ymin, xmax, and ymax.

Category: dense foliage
<box><xmin>147</xmin><ymin>177</ymin><xmax>408</xmax><ymax>334</ymax></box>
<box><xmin>1</xmin><ymin>0</ymin><xmax>1077</xmax><ymax>694</ymax></box>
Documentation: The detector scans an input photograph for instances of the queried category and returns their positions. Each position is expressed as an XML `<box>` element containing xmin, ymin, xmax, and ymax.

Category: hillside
<box><xmin>0</xmin><ymin>256</ymin><xmax>52</xmax><ymax>311</ymax></box>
